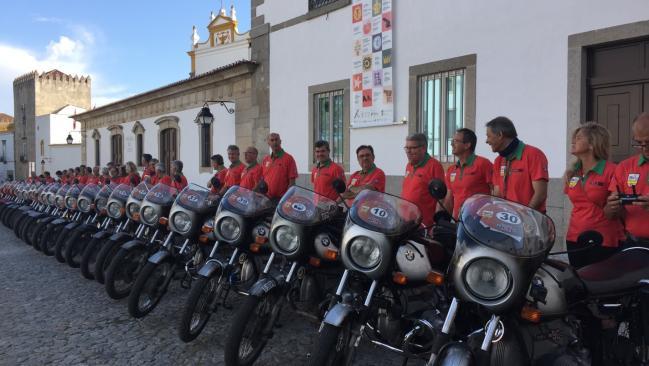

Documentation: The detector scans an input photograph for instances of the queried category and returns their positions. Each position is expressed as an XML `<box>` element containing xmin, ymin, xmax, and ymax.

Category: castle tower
<box><xmin>13</xmin><ymin>69</ymin><xmax>91</xmax><ymax>179</ymax></box>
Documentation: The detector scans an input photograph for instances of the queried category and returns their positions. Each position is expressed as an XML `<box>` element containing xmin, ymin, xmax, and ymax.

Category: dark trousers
<box><xmin>566</xmin><ymin>240</ymin><xmax>620</xmax><ymax>269</ymax></box>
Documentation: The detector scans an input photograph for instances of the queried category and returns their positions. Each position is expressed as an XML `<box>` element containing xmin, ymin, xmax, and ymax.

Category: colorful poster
<box><xmin>351</xmin><ymin>0</ymin><xmax>394</xmax><ymax>128</ymax></box>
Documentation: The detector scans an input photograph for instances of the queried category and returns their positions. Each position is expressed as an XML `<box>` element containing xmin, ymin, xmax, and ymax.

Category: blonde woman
<box><xmin>565</xmin><ymin>122</ymin><xmax>624</xmax><ymax>268</ymax></box>
<box><xmin>125</xmin><ymin>161</ymin><xmax>141</xmax><ymax>186</ymax></box>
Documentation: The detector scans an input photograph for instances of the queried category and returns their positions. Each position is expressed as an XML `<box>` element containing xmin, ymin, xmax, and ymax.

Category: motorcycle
<box><xmin>40</xmin><ymin>183</ymin><xmax>73</xmax><ymax>256</ymax></box>
<box><xmin>176</xmin><ymin>184</ymin><xmax>273</xmax><ymax>342</ymax></box>
<box><xmin>62</xmin><ymin>183</ymin><xmax>102</xmax><ymax>267</ymax></box>
<box><xmin>30</xmin><ymin>182</ymin><xmax>63</xmax><ymax>252</ymax></box>
<box><xmin>429</xmin><ymin>194</ymin><xmax>649</xmax><ymax>366</ymax></box>
<box><xmin>103</xmin><ymin>182</ymin><xmax>174</xmax><ymax>300</ymax></box>
<box><xmin>223</xmin><ymin>184</ymin><xmax>347</xmax><ymax>366</ymax></box>
<box><xmin>308</xmin><ymin>186</ymin><xmax>452</xmax><ymax>366</ymax></box>
<box><xmin>53</xmin><ymin>183</ymin><xmax>91</xmax><ymax>263</ymax></box>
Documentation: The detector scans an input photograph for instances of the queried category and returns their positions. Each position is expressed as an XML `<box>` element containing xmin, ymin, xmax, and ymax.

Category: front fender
<box><xmin>248</xmin><ymin>277</ymin><xmax>283</xmax><ymax>297</ymax></box>
<box><xmin>51</xmin><ymin>218</ymin><xmax>68</xmax><ymax>226</ymax></box>
<box><xmin>148</xmin><ymin>249</ymin><xmax>171</xmax><ymax>264</ymax></box>
<box><xmin>322</xmin><ymin>302</ymin><xmax>354</xmax><ymax>327</ymax></box>
<box><xmin>432</xmin><ymin>342</ymin><xmax>475</xmax><ymax>366</ymax></box>
<box><xmin>121</xmin><ymin>239</ymin><xmax>145</xmax><ymax>251</ymax></box>
<box><xmin>197</xmin><ymin>259</ymin><xmax>226</xmax><ymax>278</ymax></box>
<box><xmin>37</xmin><ymin>216</ymin><xmax>56</xmax><ymax>225</ymax></box>
<box><xmin>109</xmin><ymin>232</ymin><xmax>133</xmax><ymax>242</ymax></box>
<box><xmin>91</xmin><ymin>230</ymin><xmax>113</xmax><ymax>240</ymax></box>
<box><xmin>64</xmin><ymin>222</ymin><xmax>80</xmax><ymax>231</ymax></box>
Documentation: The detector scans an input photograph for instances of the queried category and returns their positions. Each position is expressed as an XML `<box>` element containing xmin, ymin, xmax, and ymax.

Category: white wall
<box><xmin>265</xmin><ymin>0</ymin><xmax>649</xmax><ymax>177</ymax></box>
<box><xmin>194</xmin><ymin>41</ymin><xmax>251</xmax><ymax>75</ymax></box>
<box><xmin>0</xmin><ymin>131</ymin><xmax>15</xmax><ymax>181</ymax></box>
<box><xmin>85</xmin><ymin>103</ymin><xmax>236</xmax><ymax>186</ymax></box>
<box><xmin>35</xmin><ymin>112</ymin><xmax>82</xmax><ymax>174</ymax></box>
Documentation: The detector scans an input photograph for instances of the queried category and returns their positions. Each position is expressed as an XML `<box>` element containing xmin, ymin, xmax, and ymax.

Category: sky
<box><xmin>0</xmin><ymin>0</ymin><xmax>251</xmax><ymax>116</ymax></box>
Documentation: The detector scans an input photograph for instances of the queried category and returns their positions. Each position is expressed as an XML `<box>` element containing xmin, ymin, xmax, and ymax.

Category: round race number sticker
<box><xmin>496</xmin><ymin>212</ymin><xmax>521</xmax><ymax>225</ymax></box>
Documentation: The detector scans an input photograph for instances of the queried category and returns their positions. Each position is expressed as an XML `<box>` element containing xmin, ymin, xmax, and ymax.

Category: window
<box><xmin>111</xmin><ymin>134</ymin><xmax>123</xmax><ymax>165</ymax></box>
<box><xmin>1</xmin><ymin>140</ymin><xmax>5</xmax><ymax>161</ymax></box>
<box><xmin>21</xmin><ymin>142</ymin><xmax>26</xmax><ymax>161</ymax></box>
<box><xmin>94</xmin><ymin>139</ymin><xmax>100</xmax><ymax>166</ymax></box>
<box><xmin>309</xmin><ymin>0</ymin><xmax>340</xmax><ymax>11</ymax></box>
<box><xmin>40</xmin><ymin>140</ymin><xmax>44</xmax><ymax>156</ymax></box>
<box><xmin>199</xmin><ymin>124</ymin><xmax>211</xmax><ymax>168</ymax></box>
<box><xmin>136</xmin><ymin>134</ymin><xmax>143</xmax><ymax>166</ymax></box>
<box><xmin>418</xmin><ymin>69</ymin><xmax>465</xmax><ymax>163</ymax></box>
<box><xmin>314</xmin><ymin>90</ymin><xmax>345</xmax><ymax>164</ymax></box>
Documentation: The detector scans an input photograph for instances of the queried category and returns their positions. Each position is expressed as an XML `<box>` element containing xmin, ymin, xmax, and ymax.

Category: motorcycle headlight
<box><xmin>218</xmin><ymin>217</ymin><xmax>241</xmax><ymax>241</ymax></box>
<box><xmin>348</xmin><ymin>236</ymin><xmax>381</xmax><ymax>269</ymax></box>
<box><xmin>107</xmin><ymin>202</ymin><xmax>122</xmax><ymax>218</ymax></box>
<box><xmin>274</xmin><ymin>225</ymin><xmax>300</xmax><ymax>253</ymax></box>
<box><xmin>464</xmin><ymin>258</ymin><xmax>511</xmax><ymax>300</ymax></box>
<box><xmin>56</xmin><ymin>196</ymin><xmax>64</xmax><ymax>208</ymax></box>
<box><xmin>48</xmin><ymin>195</ymin><xmax>55</xmax><ymax>205</ymax></box>
<box><xmin>172</xmin><ymin>212</ymin><xmax>192</xmax><ymax>233</ymax></box>
<box><xmin>95</xmin><ymin>198</ymin><xmax>107</xmax><ymax>211</ymax></box>
<box><xmin>141</xmin><ymin>206</ymin><xmax>158</xmax><ymax>225</ymax></box>
<box><xmin>66</xmin><ymin>197</ymin><xmax>76</xmax><ymax>208</ymax></box>
<box><xmin>78</xmin><ymin>198</ymin><xmax>90</xmax><ymax>212</ymax></box>
<box><xmin>127</xmin><ymin>203</ymin><xmax>140</xmax><ymax>217</ymax></box>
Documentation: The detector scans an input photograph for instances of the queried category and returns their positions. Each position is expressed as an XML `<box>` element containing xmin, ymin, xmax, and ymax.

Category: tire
<box><xmin>128</xmin><ymin>261</ymin><xmax>174</xmax><ymax>318</ymax></box>
<box><xmin>94</xmin><ymin>236</ymin><xmax>130</xmax><ymax>284</ymax></box>
<box><xmin>104</xmin><ymin>246</ymin><xmax>149</xmax><ymax>300</ymax></box>
<box><xmin>178</xmin><ymin>274</ymin><xmax>221</xmax><ymax>342</ymax></box>
<box><xmin>21</xmin><ymin>216</ymin><xmax>37</xmax><ymax>245</ymax></box>
<box><xmin>41</xmin><ymin>223</ymin><xmax>63</xmax><ymax>256</ymax></box>
<box><xmin>307</xmin><ymin>322</ymin><xmax>355</xmax><ymax>366</ymax></box>
<box><xmin>64</xmin><ymin>228</ymin><xmax>93</xmax><ymax>268</ymax></box>
<box><xmin>224</xmin><ymin>294</ymin><xmax>279</xmax><ymax>366</ymax></box>
<box><xmin>80</xmin><ymin>234</ymin><xmax>107</xmax><ymax>280</ymax></box>
<box><xmin>13</xmin><ymin>213</ymin><xmax>28</xmax><ymax>238</ymax></box>
<box><xmin>54</xmin><ymin>226</ymin><xmax>73</xmax><ymax>263</ymax></box>
<box><xmin>29</xmin><ymin>219</ymin><xmax>49</xmax><ymax>251</ymax></box>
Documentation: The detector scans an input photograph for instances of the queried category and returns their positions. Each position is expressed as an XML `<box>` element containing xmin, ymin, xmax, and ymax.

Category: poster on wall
<box><xmin>351</xmin><ymin>0</ymin><xmax>394</xmax><ymax>128</ymax></box>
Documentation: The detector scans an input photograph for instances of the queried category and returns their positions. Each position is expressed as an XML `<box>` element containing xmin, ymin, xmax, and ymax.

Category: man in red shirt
<box><xmin>208</xmin><ymin>154</ymin><xmax>227</xmax><ymax>193</ymax></box>
<box><xmin>486</xmin><ymin>116</ymin><xmax>549</xmax><ymax>212</ymax></box>
<box><xmin>311</xmin><ymin>140</ymin><xmax>345</xmax><ymax>201</ymax></box>
<box><xmin>444</xmin><ymin>128</ymin><xmax>493</xmax><ymax>219</ymax></box>
<box><xmin>140</xmin><ymin>154</ymin><xmax>154</xmax><ymax>181</ymax></box>
<box><xmin>44</xmin><ymin>171</ymin><xmax>54</xmax><ymax>184</ymax></box>
<box><xmin>341</xmin><ymin>145</ymin><xmax>385</xmax><ymax>204</ymax></box>
<box><xmin>605</xmin><ymin>112</ymin><xmax>649</xmax><ymax>244</ymax></box>
<box><xmin>240</xmin><ymin>147</ymin><xmax>263</xmax><ymax>190</ymax></box>
<box><xmin>160</xmin><ymin>160</ymin><xmax>188</xmax><ymax>191</ymax></box>
<box><xmin>259</xmin><ymin>133</ymin><xmax>298</xmax><ymax>200</ymax></box>
<box><xmin>219</xmin><ymin>145</ymin><xmax>246</xmax><ymax>195</ymax></box>
<box><xmin>401</xmin><ymin>133</ymin><xmax>445</xmax><ymax>227</ymax></box>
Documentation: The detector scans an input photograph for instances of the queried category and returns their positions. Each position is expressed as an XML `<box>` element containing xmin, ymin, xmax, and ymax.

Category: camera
<box><xmin>620</xmin><ymin>193</ymin><xmax>639</xmax><ymax>205</ymax></box>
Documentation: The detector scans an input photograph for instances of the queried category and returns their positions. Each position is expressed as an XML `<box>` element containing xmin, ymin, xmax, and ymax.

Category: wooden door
<box><xmin>160</xmin><ymin>128</ymin><xmax>177</xmax><ymax>173</ymax></box>
<box><xmin>111</xmin><ymin>134</ymin><xmax>123</xmax><ymax>165</ymax></box>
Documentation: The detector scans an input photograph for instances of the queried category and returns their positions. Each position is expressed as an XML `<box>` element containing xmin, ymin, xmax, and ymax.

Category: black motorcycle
<box><xmin>176</xmin><ymin>185</ymin><xmax>274</xmax><ymax>342</ymax></box>
<box><xmin>224</xmin><ymin>185</ymin><xmax>347</xmax><ymax>366</ymax></box>
<box><xmin>40</xmin><ymin>183</ymin><xmax>73</xmax><ymax>256</ymax></box>
<box><xmin>30</xmin><ymin>182</ymin><xmax>62</xmax><ymax>252</ymax></box>
<box><xmin>62</xmin><ymin>183</ymin><xmax>102</xmax><ymax>267</ymax></box>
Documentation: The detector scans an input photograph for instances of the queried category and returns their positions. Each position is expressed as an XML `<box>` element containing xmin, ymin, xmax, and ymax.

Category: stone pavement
<box><xmin>0</xmin><ymin>225</ymin><xmax>404</xmax><ymax>365</ymax></box>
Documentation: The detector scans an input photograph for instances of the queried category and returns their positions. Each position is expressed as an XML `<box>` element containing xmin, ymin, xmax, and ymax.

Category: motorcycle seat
<box><xmin>577</xmin><ymin>247</ymin><xmax>649</xmax><ymax>296</ymax></box>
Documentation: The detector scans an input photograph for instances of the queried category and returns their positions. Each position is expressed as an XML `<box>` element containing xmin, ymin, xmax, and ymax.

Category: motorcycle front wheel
<box><xmin>224</xmin><ymin>293</ymin><xmax>280</xmax><ymax>366</ymax></box>
<box><xmin>41</xmin><ymin>223</ymin><xmax>63</xmax><ymax>256</ymax></box>
<box><xmin>30</xmin><ymin>219</ymin><xmax>49</xmax><ymax>251</ymax></box>
<box><xmin>178</xmin><ymin>274</ymin><xmax>221</xmax><ymax>342</ymax></box>
<box><xmin>127</xmin><ymin>261</ymin><xmax>174</xmax><ymax>318</ymax></box>
<box><xmin>307</xmin><ymin>321</ymin><xmax>355</xmax><ymax>366</ymax></box>
<box><xmin>104</xmin><ymin>246</ymin><xmax>149</xmax><ymax>300</ymax></box>
<box><xmin>80</xmin><ymin>235</ymin><xmax>108</xmax><ymax>280</ymax></box>
<box><xmin>53</xmin><ymin>226</ymin><xmax>73</xmax><ymax>263</ymax></box>
<box><xmin>64</xmin><ymin>228</ymin><xmax>94</xmax><ymax>268</ymax></box>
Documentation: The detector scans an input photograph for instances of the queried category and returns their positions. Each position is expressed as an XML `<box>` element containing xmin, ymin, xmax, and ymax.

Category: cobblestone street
<box><xmin>0</xmin><ymin>225</ymin><xmax>402</xmax><ymax>365</ymax></box>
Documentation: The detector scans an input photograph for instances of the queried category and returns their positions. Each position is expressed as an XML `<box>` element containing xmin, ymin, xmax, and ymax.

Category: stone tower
<box><xmin>13</xmin><ymin>70</ymin><xmax>91</xmax><ymax>179</ymax></box>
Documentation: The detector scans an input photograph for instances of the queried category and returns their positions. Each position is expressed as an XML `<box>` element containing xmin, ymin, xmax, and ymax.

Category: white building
<box><xmin>35</xmin><ymin>105</ymin><xmax>84</xmax><ymax>174</ymax></box>
<box><xmin>253</xmin><ymin>0</ymin><xmax>649</xmax><ymax>241</ymax></box>
<box><xmin>75</xmin><ymin>5</ymin><xmax>262</xmax><ymax>186</ymax></box>
<box><xmin>0</xmin><ymin>113</ymin><xmax>15</xmax><ymax>181</ymax></box>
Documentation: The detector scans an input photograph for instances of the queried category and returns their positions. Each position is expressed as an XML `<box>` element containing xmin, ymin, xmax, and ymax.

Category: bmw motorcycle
<box><xmin>62</xmin><ymin>183</ymin><xmax>102</xmax><ymax>267</ymax></box>
<box><xmin>429</xmin><ymin>193</ymin><xmax>649</xmax><ymax>366</ymax></box>
<box><xmin>223</xmin><ymin>185</ymin><xmax>346</xmax><ymax>366</ymax></box>
<box><xmin>30</xmin><ymin>182</ymin><xmax>62</xmax><ymax>251</ymax></box>
<box><xmin>176</xmin><ymin>185</ymin><xmax>274</xmax><ymax>341</ymax></box>
<box><xmin>308</xmin><ymin>188</ymin><xmax>452</xmax><ymax>366</ymax></box>
<box><xmin>40</xmin><ymin>183</ymin><xmax>73</xmax><ymax>256</ymax></box>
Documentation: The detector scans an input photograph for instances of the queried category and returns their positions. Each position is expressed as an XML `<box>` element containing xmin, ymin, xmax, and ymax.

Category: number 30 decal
<box><xmin>496</xmin><ymin>212</ymin><xmax>521</xmax><ymax>225</ymax></box>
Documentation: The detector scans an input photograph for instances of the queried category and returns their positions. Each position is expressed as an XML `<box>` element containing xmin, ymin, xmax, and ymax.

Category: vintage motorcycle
<box><xmin>176</xmin><ymin>185</ymin><xmax>273</xmax><ymax>342</ymax></box>
<box><xmin>62</xmin><ymin>183</ymin><xmax>102</xmax><ymax>267</ymax></box>
<box><xmin>308</xmin><ymin>186</ymin><xmax>452</xmax><ymax>366</ymax></box>
<box><xmin>40</xmin><ymin>183</ymin><xmax>73</xmax><ymax>256</ymax></box>
<box><xmin>223</xmin><ymin>184</ymin><xmax>346</xmax><ymax>366</ymax></box>
<box><xmin>428</xmin><ymin>193</ymin><xmax>649</xmax><ymax>366</ymax></box>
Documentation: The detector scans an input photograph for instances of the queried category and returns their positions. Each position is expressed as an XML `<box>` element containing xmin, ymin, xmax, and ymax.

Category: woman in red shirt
<box><xmin>565</xmin><ymin>122</ymin><xmax>624</xmax><ymax>268</ymax></box>
<box><xmin>125</xmin><ymin>161</ymin><xmax>141</xmax><ymax>186</ymax></box>
<box><xmin>160</xmin><ymin>160</ymin><xmax>188</xmax><ymax>191</ymax></box>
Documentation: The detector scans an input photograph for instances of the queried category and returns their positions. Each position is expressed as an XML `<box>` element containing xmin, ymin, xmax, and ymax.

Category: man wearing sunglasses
<box><xmin>606</xmin><ymin>112</ymin><xmax>649</xmax><ymax>246</ymax></box>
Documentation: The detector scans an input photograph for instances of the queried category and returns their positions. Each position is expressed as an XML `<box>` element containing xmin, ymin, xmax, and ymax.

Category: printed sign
<box><xmin>351</xmin><ymin>0</ymin><xmax>394</xmax><ymax>128</ymax></box>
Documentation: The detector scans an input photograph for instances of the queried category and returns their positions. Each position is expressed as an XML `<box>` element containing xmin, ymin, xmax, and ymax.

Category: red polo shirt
<box><xmin>566</xmin><ymin>160</ymin><xmax>624</xmax><ymax>247</ymax></box>
<box><xmin>240</xmin><ymin>163</ymin><xmax>263</xmax><ymax>190</ymax></box>
<box><xmin>262</xmin><ymin>149</ymin><xmax>298</xmax><ymax>199</ymax></box>
<box><xmin>86</xmin><ymin>176</ymin><xmax>100</xmax><ymax>185</ymax></box>
<box><xmin>311</xmin><ymin>160</ymin><xmax>345</xmax><ymax>201</ymax></box>
<box><xmin>141</xmin><ymin>168</ymin><xmax>155</xmax><ymax>181</ymax></box>
<box><xmin>446</xmin><ymin>154</ymin><xmax>493</xmax><ymax>219</ymax></box>
<box><xmin>492</xmin><ymin>142</ymin><xmax>549</xmax><ymax>212</ymax></box>
<box><xmin>160</xmin><ymin>175</ymin><xmax>188</xmax><ymax>191</ymax></box>
<box><xmin>78</xmin><ymin>175</ymin><xmax>88</xmax><ymax>184</ymax></box>
<box><xmin>608</xmin><ymin>154</ymin><xmax>649</xmax><ymax>239</ymax></box>
<box><xmin>224</xmin><ymin>162</ymin><xmax>245</xmax><ymax>188</ymax></box>
<box><xmin>401</xmin><ymin>154</ymin><xmax>445</xmax><ymax>227</ymax></box>
<box><xmin>210</xmin><ymin>168</ymin><xmax>228</xmax><ymax>194</ymax></box>
<box><xmin>347</xmin><ymin>165</ymin><xmax>386</xmax><ymax>193</ymax></box>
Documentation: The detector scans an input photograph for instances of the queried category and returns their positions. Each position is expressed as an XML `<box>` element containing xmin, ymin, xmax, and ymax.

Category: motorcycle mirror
<box><xmin>257</xmin><ymin>180</ymin><xmax>268</xmax><ymax>194</ymax></box>
<box><xmin>428</xmin><ymin>179</ymin><xmax>447</xmax><ymax>200</ymax></box>
<box><xmin>576</xmin><ymin>230</ymin><xmax>603</xmax><ymax>248</ymax></box>
<box><xmin>332</xmin><ymin>179</ymin><xmax>347</xmax><ymax>194</ymax></box>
